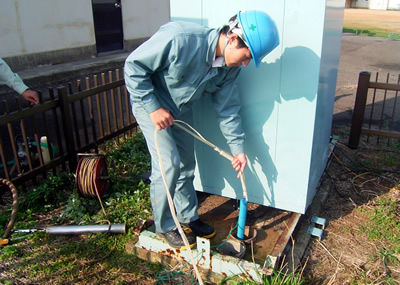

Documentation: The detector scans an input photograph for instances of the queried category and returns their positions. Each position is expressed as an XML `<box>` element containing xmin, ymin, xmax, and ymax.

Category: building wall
<box><xmin>0</xmin><ymin>0</ymin><xmax>170</xmax><ymax>71</ymax></box>
<box><xmin>0</xmin><ymin>0</ymin><xmax>95</xmax><ymax>57</ymax></box>
<box><xmin>351</xmin><ymin>0</ymin><xmax>400</xmax><ymax>9</ymax></box>
<box><xmin>122</xmin><ymin>0</ymin><xmax>170</xmax><ymax>46</ymax></box>
<box><xmin>388</xmin><ymin>0</ymin><xmax>400</xmax><ymax>9</ymax></box>
<box><xmin>351</xmin><ymin>0</ymin><xmax>370</xmax><ymax>8</ymax></box>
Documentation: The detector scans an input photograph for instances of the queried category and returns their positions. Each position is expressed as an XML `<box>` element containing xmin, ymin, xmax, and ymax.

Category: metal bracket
<box><xmin>196</xmin><ymin>237</ymin><xmax>211</xmax><ymax>269</ymax></box>
<box><xmin>307</xmin><ymin>226</ymin><xmax>324</xmax><ymax>240</ymax></box>
<box><xmin>307</xmin><ymin>216</ymin><xmax>326</xmax><ymax>240</ymax></box>
<box><xmin>311</xmin><ymin>216</ymin><xmax>327</xmax><ymax>229</ymax></box>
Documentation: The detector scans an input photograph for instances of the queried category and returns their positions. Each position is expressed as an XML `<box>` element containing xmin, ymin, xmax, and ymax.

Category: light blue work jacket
<box><xmin>124</xmin><ymin>21</ymin><xmax>245</xmax><ymax>155</ymax></box>
<box><xmin>0</xmin><ymin>58</ymin><xmax>29</xmax><ymax>95</ymax></box>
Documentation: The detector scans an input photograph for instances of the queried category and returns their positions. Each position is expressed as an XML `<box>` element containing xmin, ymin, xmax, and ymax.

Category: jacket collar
<box><xmin>206</xmin><ymin>28</ymin><xmax>223</xmax><ymax>66</ymax></box>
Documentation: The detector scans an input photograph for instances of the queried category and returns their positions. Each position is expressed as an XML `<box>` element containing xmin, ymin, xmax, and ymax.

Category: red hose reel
<box><xmin>75</xmin><ymin>154</ymin><xmax>109</xmax><ymax>198</ymax></box>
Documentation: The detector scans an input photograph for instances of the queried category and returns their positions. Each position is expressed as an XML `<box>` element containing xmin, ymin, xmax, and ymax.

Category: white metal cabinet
<box><xmin>171</xmin><ymin>0</ymin><xmax>345</xmax><ymax>214</ymax></box>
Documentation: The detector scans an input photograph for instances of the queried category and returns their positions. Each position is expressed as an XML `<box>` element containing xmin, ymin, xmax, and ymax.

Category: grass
<box><xmin>343</xmin><ymin>9</ymin><xmax>400</xmax><ymax>39</ymax></box>
<box><xmin>1</xmin><ymin>135</ymin><xmax>399</xmax><ymax>284</ymax></box>
<box><xmin>0</xmin><ymin>130</ymin><xmax>310</xmax><ymax>284</ymax></box>
<box><xmin>219</xmin><ymin>267</ymin><xmax>306</xmax><ymax>285</ymax></box>
<box><xmin>359</xmin><ymin>197</ymin><xmax>400</xmax><ymax>263</ymax></box>
<box><xmin>342</xmin><ymin>27</ymin><xmax>399</xmax><ymax>39</ymax></box>
<box><xmin>0</xmin><ymin>132</ymin><xmax>286</xmax><ymax>284</ymax></box>
<box><xmin>0</xmin><ymin>132</ymin><xmax>159</xmax><ymax>284</ymax></box>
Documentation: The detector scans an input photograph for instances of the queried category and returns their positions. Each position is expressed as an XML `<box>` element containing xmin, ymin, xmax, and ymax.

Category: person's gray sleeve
<box><xmin>211</xmin><ymin>69</ymin><xmax>245</xmax><ymax>155</ymax></box>
<box><xmin>124</xmin><ymin>26</ymin><xmax>176</xmax><ymax>114</ymax></box>
<box><xmin>0</xmin><ymin>59</ymin><xmax>29</xmax><ymax>95</ymax></box>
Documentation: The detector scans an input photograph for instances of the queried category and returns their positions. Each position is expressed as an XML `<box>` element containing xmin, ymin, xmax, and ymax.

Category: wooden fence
<box><xmin>348</xmin><ymin>71</ymin><xmax>400</xmax><ymax>148</ymax></box>
<box><xmin>0</xmin><ymin>68</ymin><xmax>137</xmax><ymax>188</ymax></box>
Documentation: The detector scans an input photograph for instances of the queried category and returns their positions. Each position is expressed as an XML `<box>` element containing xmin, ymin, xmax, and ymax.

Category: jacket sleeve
<box><xmin>211</xmin><ymin>68</ymin><xmax>245</xmax><ymax>155</ymax></box>
<box><xmin>124</xmin><ymin>25</ymin><xmax>176</xmax><ymax>114</ymax></box>
<box><xmin>0</xmin><ymin>59</ymin><xmax>29</xmax><ymax>95</ymax></box>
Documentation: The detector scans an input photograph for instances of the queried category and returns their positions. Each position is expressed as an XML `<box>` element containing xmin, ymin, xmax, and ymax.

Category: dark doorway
<box><xmin>92</xmin><ymin>0</ymin><xmax>124</xmax><ymax>53</ymax></box>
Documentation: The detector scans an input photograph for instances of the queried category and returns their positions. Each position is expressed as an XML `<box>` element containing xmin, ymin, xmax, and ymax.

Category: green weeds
<box><xmin>348</xmin><ymin>140</ymin><xmax>400</xmax><ymax>175</ymax></box>
<box><xmin>360</xmin><ymin>198</ymin><xmax>400</xmax><ymax>248</ymax></box>
<box><xmin>0</xmin><ymin>131</ymin><xmax>155</xmax><ymax>283</ymax></box>
<box><xmin>0</xmin><ymin>245</ymin><xmax>20</xmax><ymax>260</ymax></box>
<box><xmin>358</xmin><ymin>197</ymin><xmax>400</xmax><ymax>280</ymax></box>
<box><xmin>342</xmin><ymin>27</ymin><xmax>393</xmax><ymax>38</ymax></box>
<box><xmin>22</xmin><ymin>173</ymin><xmax>74</xmax><ymax>213</ymax></box>
<box><xmin>220</xmin><ymin>268</ymin><xmax>305</xmax><ymax>285</ymax></box>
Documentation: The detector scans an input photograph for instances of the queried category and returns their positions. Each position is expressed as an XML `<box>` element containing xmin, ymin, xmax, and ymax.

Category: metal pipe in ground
<box><xmin>45</xmin><ymin>224</ymin><xmax>126</xmax><ymax>235</ymax></box>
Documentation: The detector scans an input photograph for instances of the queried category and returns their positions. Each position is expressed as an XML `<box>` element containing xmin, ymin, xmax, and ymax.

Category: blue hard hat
<box><xmin>237</xmin><ymin>10</ymin><xmax>279</xmax><ymax>67</ymax></box>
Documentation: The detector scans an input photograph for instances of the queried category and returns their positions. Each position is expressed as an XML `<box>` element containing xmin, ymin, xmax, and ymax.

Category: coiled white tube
<box><xmin>154</xmin><ymin>120</ymin><xmax>249</xmax><ymax>285</ymax></box>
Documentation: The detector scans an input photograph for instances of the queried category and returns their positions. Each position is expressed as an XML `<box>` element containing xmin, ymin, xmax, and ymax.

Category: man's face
<box><xmin>224</xmin><ymin>35</ymin><xmax>252</xmax><ymax>68</ymax></box>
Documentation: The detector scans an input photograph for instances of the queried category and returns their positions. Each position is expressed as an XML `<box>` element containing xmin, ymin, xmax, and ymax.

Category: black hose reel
<box><xmin>75</xmin><ymin>154</ymin><xmax>109</xmax><ymax>198</ymax></box>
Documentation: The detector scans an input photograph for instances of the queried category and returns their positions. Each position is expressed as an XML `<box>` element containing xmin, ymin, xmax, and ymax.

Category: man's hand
<box><xmin>22</xmin><ymin>89</ymin><xmax>39</xmax><ymax>105</ymax></box>
<box><xmin>232</xmin><ymin>153</ymin><xmax>247</xmax><ymax>178</ymax></box>
<box><xmin>149</xmin><ymin>107</ymin><xmax>174</xmax><ymax>130</ymax></box>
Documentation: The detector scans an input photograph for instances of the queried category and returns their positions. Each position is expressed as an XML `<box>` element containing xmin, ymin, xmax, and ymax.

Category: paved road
<box><xmin>334</xmin><ymin>33</ymin><xmax>400</xmax><ymax>126</ymax></box>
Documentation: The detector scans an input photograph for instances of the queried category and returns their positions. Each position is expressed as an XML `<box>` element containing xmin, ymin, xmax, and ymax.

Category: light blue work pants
<box><xmin>132</xmin><ymin>103</ymin><xmax>199</xmax><ymax>233</ymax></box>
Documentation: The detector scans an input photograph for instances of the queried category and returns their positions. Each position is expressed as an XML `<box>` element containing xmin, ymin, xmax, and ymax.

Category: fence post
<box><xmin>348</xmin><ymin>71</ymin><xmax>371</xmax><ymax>149</ymax></box>
<box><xmin>58</xmin><ymin>86</ymin><xmax>77</xmax><ymax>172</ymax></box>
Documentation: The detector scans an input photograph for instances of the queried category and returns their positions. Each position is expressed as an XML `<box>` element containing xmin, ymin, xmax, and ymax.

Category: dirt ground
<box><xmin>300</xmin><ymin>127</ymin><xmax>400</xmax><ymax>284</ymax></box>
<box><xmin>344</xmin><ymin>9</ymin><xmax>400</xmax><ymax>32</ymax></box>
<box><xmin>296</xmin><ymin>8</ymin><xmax>400</xmax><ymax>284</ymax></box>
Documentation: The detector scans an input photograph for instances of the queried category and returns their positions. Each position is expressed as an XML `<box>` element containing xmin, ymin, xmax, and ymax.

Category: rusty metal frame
<box><xmin>133</xmin><ymin>211</ymin><xmax>302</xmax><ymax>283</ymax></box>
